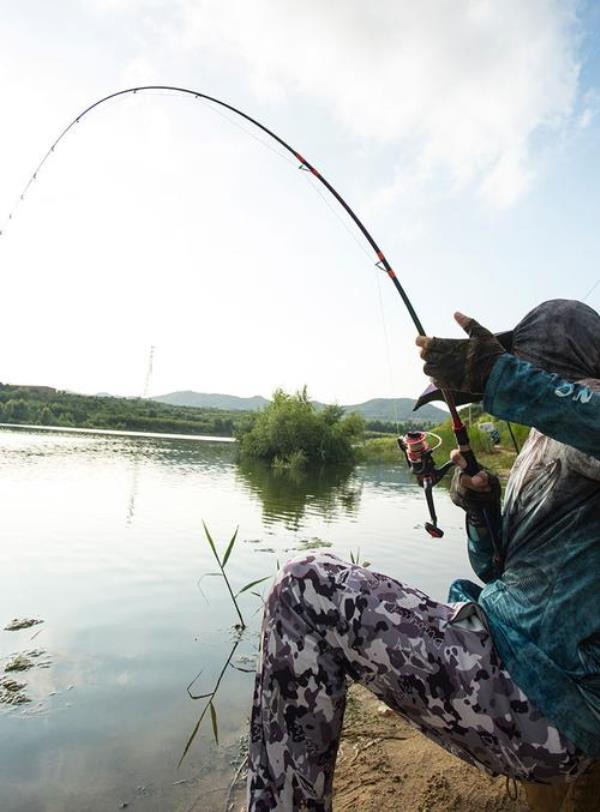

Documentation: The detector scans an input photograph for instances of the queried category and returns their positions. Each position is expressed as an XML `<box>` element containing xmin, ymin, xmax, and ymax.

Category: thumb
<box><xmin>454</xmin><ymin>311</ymin><xmax>493</xmax><ymax>339</ymax></box>
<box><xmin>464</xmin><ymin>470</ymin><xmax>490</xmax><ymax>490</ymax></box>
<box><xmin>450</xmin><ymin>449</ymin><xmax>489</xmax><ymax>490</ymax></box>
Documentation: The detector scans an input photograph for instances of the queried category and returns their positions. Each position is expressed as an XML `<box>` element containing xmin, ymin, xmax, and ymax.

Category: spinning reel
<box><xmin>397</xmin><ymin>431</ymin><xmax>454</xmax><ymax>538</ymax></box>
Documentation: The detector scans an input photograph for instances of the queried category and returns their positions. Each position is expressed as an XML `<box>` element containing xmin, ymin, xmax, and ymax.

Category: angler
<box><xmin>247</xmin><ymin>300</ymin><xmax>600</xmax><ymax>810</ymax></box>
<box><xmin>5</xmin><ymin>88</ymin><xmax>599</xmax><ymax>809</ymax></box>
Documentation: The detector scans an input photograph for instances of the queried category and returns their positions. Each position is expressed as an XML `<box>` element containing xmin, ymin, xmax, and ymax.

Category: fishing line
<box><xmin>195</xmin><ymin>97</ymin><xmax>297</xmax><ymax>169</ymax></box>
<box><xmin>583</xmin><ymin>278</ymin><xmax>599</xmax><ymax>303</ymax></box>
<box><xmin>373</xmin><ymin>259</ymin><xmax>401</xmax><ymax>434</ymax></box>
<box><xmin>198</xmin><ymin>92</ymin><xmax>401</xmax><ymax>423</ymax></box>
<box><xmin>301</xmin><ymin>172</ymin><xmax>374</xmax><ymax>263</ymax></box>
<box><xmin>196</xmin><ymin>92</ymin><xmax>402</xmax><ymax>426</ymax></box>
<box><xmin>0</xmin><ymin>92</ymin><xmax>135</xmax><ymax>236</ymax></box>
<box><xmin>1</xmin><ymin>84</ymin><xmax>486</xmax><ymax>538</ymax></box>
<box><xmin>300</xmin><ymin>172</ymin><xmax>400</xmax><ymax>432</ymax></box>
<box><xmin>0</xmin><ymin>86</ymin><xmax>426</xmax><ymax>337</ymax></box>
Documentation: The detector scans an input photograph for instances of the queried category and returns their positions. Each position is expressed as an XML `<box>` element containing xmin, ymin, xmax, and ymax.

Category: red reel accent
<box><xmin>425</xmin><ymin>522</ymin><xmax>444</xmax><ymax>538</ymax></box>
<box><xmin>404</xmin><ymin>431</ymin><xmax>429</xmax><ymax>462</ymax></box>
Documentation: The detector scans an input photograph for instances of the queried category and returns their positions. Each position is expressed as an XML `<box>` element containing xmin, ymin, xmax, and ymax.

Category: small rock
<box><xmin>377</xmin><ymin>705</ymin><xmax>394</xmax><ymax>718</ymax></box>
<box><xmin>1</xmin><ymin>691</ymin><xmax>31</xmax><ymax>705</ymax></box>
<box><xmin>4</xmin><ymin>618</ymin><xmax>43</xmax><ymax>631</ymax></box>
<box><xmin>1</xmin><ymin>678</ymin><xmax>25</xmax><ymax>692</ymax></box>
<box><xmin>297</xmin><ymin>537</ymin><xmax>333</xmax><ymax>550</ymax></box>
<box><xmin>5</xmin><ymin>654</ymin><xmax>33</xmax><ymax>672</ymax></box>
<box><xmin>0</xmin><ymin>677</ymin><xmax>30</xmax><ymax>705</ymax></box>
<box><xmin>234</xmin><ymin>654</ymin><xmax>257</xmax><ymax>666</ymax></box>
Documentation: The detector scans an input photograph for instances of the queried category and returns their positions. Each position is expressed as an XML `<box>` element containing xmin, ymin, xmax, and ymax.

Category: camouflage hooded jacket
<box><xmin>449</xmin><ymin>352</ymin><xmax>600</xmax><ymax>757</ymax></box>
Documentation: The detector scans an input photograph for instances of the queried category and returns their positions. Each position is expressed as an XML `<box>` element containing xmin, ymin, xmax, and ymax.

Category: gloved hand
<box><xmin>449</xmin><ymin>449</ymin><xmax>501</xmax><ymax>527</ymax></box>
<box><xmin>415</xmin><ymin>312</ymin><xmax>506</xmax><ymax>394</ymax></box>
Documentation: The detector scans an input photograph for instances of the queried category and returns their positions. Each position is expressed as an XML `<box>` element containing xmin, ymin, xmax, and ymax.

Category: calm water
<box><xmin>0</xmin><ymin>426</ymin><xmax>473</xmax><ymax>812</ymax></box>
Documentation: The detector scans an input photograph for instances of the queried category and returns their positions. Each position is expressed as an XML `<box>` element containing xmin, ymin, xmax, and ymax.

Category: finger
<box><xmin>419</xmin><ymin>337</ymin><xmax>450</xmax><ymax>361</ymax></box>
<box><xmin>454</xmin><ymin>312</ymin><xmax>492</xmax><ymax>339</ymax></box>
<box><xmin>415</xmin><ymin>335</ymin><xmax>431</xmax><ymax>348</ymax></box>
<box><xmin>450</xmin><ymin>449</ymin><xmax>466</xmax><ymax>468</ymax></box>
<box><xmin>423</xmin><ymin>361</ymin><xmax>444</xmax><ymax>377</ymax></box>
<box><xmin>454</xmin><ymin>312</ymin><xmax>471</xmax><ymax>331</ymax></box>
<box><xmin>421</xmin><ymin>346</ymin><xmax>445</xmax><ymax>361</ymax></box>
<box><xmin>461</xmin><ymin>471</ymin><xmax>490</xmax><ymax>492</ymax></box>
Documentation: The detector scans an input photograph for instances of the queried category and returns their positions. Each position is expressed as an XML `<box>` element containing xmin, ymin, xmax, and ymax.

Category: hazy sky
<box><xmin>1</xmin><ymin>1</ymin><xmax>599</xmax><ymax>402</ymax></box>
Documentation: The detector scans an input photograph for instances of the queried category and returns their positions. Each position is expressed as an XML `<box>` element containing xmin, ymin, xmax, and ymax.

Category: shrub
<box><xmin>237</xmin><ymin>387</ymin><xmax>364</xmax><ymax>466</ymax></box>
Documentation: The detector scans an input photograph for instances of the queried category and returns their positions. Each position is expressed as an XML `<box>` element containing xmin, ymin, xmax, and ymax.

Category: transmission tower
<box><xmin>142</xmin><ymin>345</ymin><xmax>155</xmax><ymax>398</ymax></box>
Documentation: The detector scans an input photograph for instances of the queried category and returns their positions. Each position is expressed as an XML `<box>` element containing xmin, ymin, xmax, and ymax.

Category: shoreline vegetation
<box><xmin>0</xmin><ymin>383</ymin><xmax>527</xmax><ymax>476</ymax></box>
<box><xmin>0</xmin><ymin>383</ymin><xmax>249</xmax><ymax>437</ymax></box>
<box><xmin>0</xmin><ymin>383</ymin><xmax>431</xmax><ymax>444</ymax></box>
<box><xmin>237</xmin><ymin>387</ymin><xmax>365</xmax><ymax>466</ymax></box>
<box><xmin>360</xmin><ymin>407</ymin><xmax>529</xmax><ymax>477</ymax></box>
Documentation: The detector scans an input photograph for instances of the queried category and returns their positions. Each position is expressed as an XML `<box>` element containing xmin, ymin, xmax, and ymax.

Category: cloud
<box><xmin>173</xmin><ymin>0</ymin><xmax>580</xmax><ymax>208</ymax></box>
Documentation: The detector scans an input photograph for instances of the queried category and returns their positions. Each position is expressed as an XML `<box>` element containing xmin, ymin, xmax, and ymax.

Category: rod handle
<box><xmin>460</xmin><ymin>448</ymin><xmax>481</xmax><ymax>477</ymax></box>
<box><xmin>452</xmin><ymin>425</ymin><xmax>483</xmax><ymax>477</ymax></box>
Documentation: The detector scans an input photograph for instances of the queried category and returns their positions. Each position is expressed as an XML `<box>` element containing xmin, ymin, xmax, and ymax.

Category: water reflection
<box><xmin>126</xmin><ymin>453</ymin><xmax>142</xmax><ymax>524</ymax></box>
<box><xmin>236</xmin><ymin>460</ymin><xmax>362</xmax><ymax>530</ymax></box>
<box><xmin>180</xmin><ymin>634</ymin><xmax>244</xmax><ymax>766</ymax></box>
<box><xmin>0</xmin><ymin>426</ymin><xmax>471</xmax><ymax>811</ymax></box>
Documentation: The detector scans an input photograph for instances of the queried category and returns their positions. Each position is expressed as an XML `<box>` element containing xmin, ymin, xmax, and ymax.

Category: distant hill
<box><xmin>152</xmin><ymin>391</ymin><xmax>446</xmax><ymax>423</ymax></box>
<box><xmin>341</xmin><ymin>398</ymin><xmax>445</xmax><ymax>422</ymax></box>
<box><xmin>153</xmin><ymin>391</ymin><xmax>270</xmax><ymax>411</ymax></box>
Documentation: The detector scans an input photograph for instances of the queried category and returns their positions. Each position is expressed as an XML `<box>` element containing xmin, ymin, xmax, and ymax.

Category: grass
<box><xmin>357</xmin><ymin>436</ymin><xmax>402</xmax><ymax>464</ymax></box>
<box><xmin>179</xmin><ymin>523</ymin><xmax>273</xmax><ymax>766</ymax></box>
<box><xmin>359</xmin><ymin>414</ymin><xmax>528</xmax><ymax>480</ymax></box>
<box><xmin>201</xmin><ymin>522</ymin><xmax>271</xmax><ymax>629</ymax></box>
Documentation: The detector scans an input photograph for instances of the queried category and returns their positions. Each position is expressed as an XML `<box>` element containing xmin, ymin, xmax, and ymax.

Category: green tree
<box><xmin>4</xmin><ymin>399</ymin><xmax>29</xmax><ymax>422</ymax></box>
<box><xmin>40</xmin><ymin>406</ymin><xmax>54</xmax><ymax>425</ymax></box>
<box><xmin>237</xmin><ymin>387</ymin><xmax>364</xmax><ymax>466</ymax></box>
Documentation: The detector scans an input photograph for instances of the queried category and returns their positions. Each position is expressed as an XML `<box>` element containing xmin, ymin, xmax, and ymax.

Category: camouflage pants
<box><xmin>247</xmin><ymin>554</ymin><xmax>590</xmax><ymax>811</ymax></box>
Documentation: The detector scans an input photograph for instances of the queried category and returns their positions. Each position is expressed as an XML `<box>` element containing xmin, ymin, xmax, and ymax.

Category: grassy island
<box><xmin>237</xmin><ymin>387</ymin><xmax>365</xmax><ymax>466</ymax></box>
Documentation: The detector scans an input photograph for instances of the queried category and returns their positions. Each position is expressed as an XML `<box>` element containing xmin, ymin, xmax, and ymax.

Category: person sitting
<box><xmin>246</xmin><ymin>299</ymin><xmax>600</xmax><ymax>811</ymax></box>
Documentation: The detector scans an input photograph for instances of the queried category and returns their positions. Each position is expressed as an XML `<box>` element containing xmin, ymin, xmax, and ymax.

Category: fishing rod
<box><xmin>1</xmin><ymin>84</ymin><xmax>489</xmax><ymax>538</ymax></box>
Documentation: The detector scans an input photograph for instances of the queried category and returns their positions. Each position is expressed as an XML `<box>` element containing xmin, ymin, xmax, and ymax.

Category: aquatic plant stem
<box><xmin>202</xmin><ymin>522</ymin><xmax>246</xmax><ymax>629</ymax></box>
<box><xmin>180</xmin><ymin>635</ymin><xmax>243</xmax><ymax>767</ymax></box>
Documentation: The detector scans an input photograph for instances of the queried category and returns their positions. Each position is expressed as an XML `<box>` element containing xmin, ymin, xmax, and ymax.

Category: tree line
<box><xmin>0</xmin><ymin>383</ymin><xmax>432</xmax><ymax>448</ymax></box>
<box><xmin>0</xmin><ymin>384</ymin><xmax>251</xmax><ymax>436</ymax></box>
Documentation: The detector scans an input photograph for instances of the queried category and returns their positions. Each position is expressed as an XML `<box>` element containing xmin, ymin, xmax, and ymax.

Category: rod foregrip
<box><xmin>453</xmin><ymin>425</ymin><xmax>482</xmax><ymax>476</ymax></box>
<box><xmin>460</xmin><ymin>448</ymin><xmax>481</xmax><ymax>477</ymax></box>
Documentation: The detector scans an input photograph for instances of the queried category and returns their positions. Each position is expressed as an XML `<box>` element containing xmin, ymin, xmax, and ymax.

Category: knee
<box><xmin>279</xmin><ymin>552</ymin><xmax>341</xmax><ymax>587</ymax></box>
<box><xmin>268</xmin><ymin>552</ymin><xmax>343</xmax><ymax>607</ymax></box>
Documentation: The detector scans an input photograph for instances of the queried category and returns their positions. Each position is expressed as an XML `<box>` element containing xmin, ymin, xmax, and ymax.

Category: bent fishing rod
<box><xmin>1</xmin><ymin>84</ymin><xmax>488</xmax><ymax>539</ymax></box>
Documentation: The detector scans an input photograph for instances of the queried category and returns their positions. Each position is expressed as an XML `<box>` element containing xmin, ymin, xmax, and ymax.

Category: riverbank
<box><xmin>0</xmin><ymin>422</ymin><xmax>235</xmax><ymax>443</ymax></box>
<box><xmin>334</xmin><ymin>684</ymin><xmax>528</xmax><ymax>811</ymax></box>
<box><xmin>227</xmin><ymin>684</ymin><xmax>528</xmax><ymax>811</ymax></box>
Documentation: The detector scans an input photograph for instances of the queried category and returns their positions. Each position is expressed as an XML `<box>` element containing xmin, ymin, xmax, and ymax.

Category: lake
<box><xmin>0</xmin><ymin>426</ymin><xmax>473</xmax><ymax>811</ymax></box>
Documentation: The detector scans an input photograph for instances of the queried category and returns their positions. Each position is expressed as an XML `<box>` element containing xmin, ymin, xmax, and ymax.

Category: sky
<box><xmin>1</xmin><ymin>0</ymin><xmax>599</xmax><ymax>403</ymax></box>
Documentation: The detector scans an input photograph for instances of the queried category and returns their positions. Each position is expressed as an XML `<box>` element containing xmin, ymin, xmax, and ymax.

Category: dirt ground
<box><xmin>333</xmin><ymin>684</ymin><xmax>529</xmax><ymax>812</ymax></box>
<box><xmin>226</xmin><ymin>682</ymin><xmax>530</xmax><ymax>811</ymax></box>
